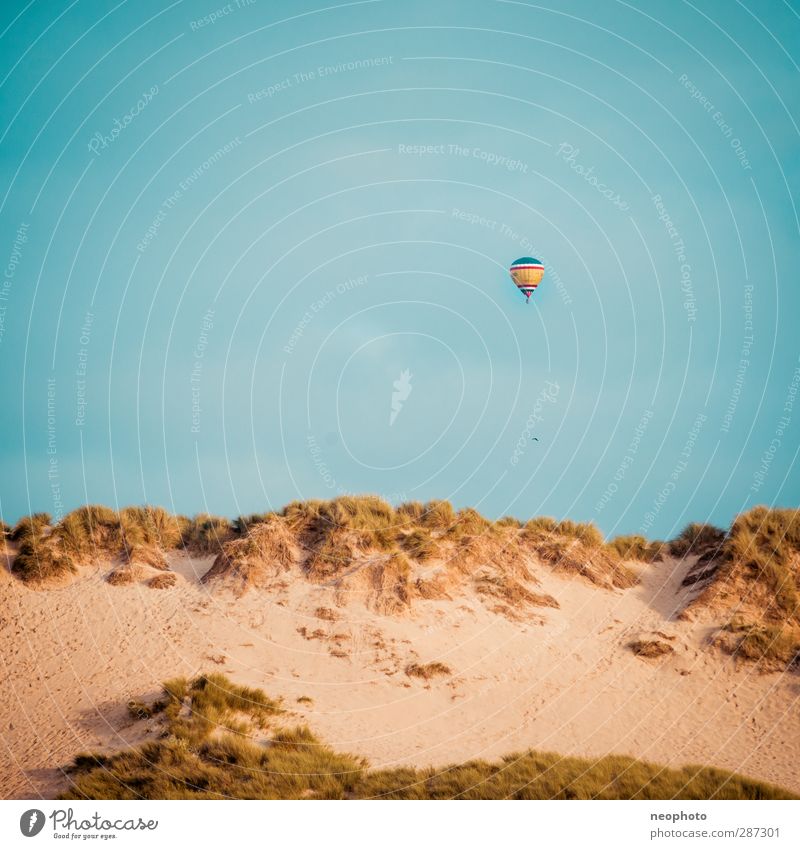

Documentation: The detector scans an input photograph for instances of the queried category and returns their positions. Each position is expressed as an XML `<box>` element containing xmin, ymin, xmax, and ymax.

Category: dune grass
<box><xmin>723</xmin><ymin>507</ymin><xmax>800</xmax><ymax>620</ymax></box>
<box><xmin>60</xmin><ymin>674</ymin><xmax>794</xmax><ymax>801</ymax></box>
<box><xmin>12</xmin><ymin>534</ymin><xmax>76</xmax><ymax>583</ymax></box>
<box><xmin>669</xmin><ymin>522</ymin><xmax>726</xmax><ymax>558</ymax></box>
<box><xmin>119</xmin><ymin>506</ymin><xmax>183</xmax><ymax>550</ymax></box>
<box><xmin>609</xmin><ymin>534</ymin><xmax>665</xmax><ymax>563</ymax></box>
<box><xmin>181</xmin><ymin>513</ymin><xmax>235</xmax><ymax>553</ymax></box>
<box><xmin>399</xmin><ymin>527</ymin><xmax>438</xmax><ymax>561</ymax></box>
<box><xmin>405</xmin><ymin>661</ymin><xmax>452</xmax><ymax>679</ymax></box>
<box><xmin>10</xmin><ymin>512</ymin><xmax>51</xmax><ymax>542</ymax></box>
<box><xmin>720</xmin><ymin>619</ymin><xmax>800</xmax><ymax>668</ymax></box>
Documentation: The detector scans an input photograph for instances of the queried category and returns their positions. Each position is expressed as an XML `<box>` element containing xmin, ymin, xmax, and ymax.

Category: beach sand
<box><xmin>1</xmin><ymin>551</ymin><xmax>797</xmax><ymax>798</ymax></box>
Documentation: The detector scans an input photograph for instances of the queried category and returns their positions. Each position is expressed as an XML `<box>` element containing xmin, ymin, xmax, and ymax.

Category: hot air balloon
<box><xmin>509</xmin><ymin>257</ymin><xmax>544</xmax><ymax>302</ymax></box>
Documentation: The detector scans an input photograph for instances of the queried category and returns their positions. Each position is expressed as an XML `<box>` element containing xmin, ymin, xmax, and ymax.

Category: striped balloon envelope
<box><xmin>509</xmin><ymin>257</ymin><xmax>545</xmax><ymax>301</ymax></box>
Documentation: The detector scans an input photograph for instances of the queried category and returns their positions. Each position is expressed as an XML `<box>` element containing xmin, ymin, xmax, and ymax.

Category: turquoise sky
<box><xmin>1</xmin><ymin>0</ymin><xmax>798</xmax><ymax>539</ymax></box>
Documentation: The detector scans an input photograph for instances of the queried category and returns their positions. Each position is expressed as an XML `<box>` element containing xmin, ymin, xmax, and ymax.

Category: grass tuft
<box><xmin>669</xmin><ymin>522</ymin><xmax>726</xmax><ymax>558</ymax></box>
<box><xmin>609</xmin><ymin>535</ymin><xmax>665</xmax><ymax>563</ymax></box>
<box><xmin>405</xmin><ymin>661</ymin><xmax>452</xmax><ymax>679</ymax></box>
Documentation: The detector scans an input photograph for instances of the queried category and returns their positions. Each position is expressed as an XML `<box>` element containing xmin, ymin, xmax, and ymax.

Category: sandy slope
<box><xmin>1</xmin><ymin>551</ymin><xmax>798</xmax><ymax>798</ymax></box>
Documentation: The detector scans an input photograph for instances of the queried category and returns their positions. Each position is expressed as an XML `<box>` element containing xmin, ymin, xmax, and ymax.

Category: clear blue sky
<box><xmin>1</xmin><ymin>0</ymin><xmax>798</xmax><ymax>539</ymax></box>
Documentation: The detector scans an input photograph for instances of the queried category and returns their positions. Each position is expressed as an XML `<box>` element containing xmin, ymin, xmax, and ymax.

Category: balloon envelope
<box><xmin>509</xmin><ymin>257</ymin><xmax>544</xmax><ymax>300</ymax></box>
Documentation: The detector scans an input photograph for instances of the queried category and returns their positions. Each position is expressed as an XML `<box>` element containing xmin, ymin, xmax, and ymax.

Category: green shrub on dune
<box><xmin>60</xmin><ymin>674</ymin><xmax>794</xmax><ymax>801</ymax></box>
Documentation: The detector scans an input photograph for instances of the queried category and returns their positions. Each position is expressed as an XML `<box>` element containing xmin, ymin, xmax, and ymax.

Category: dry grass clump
<box><xmin>396</xmin><ymin>501</ymin><xmax>425</xmax><ymax>524</ymax></box>
<box><xmin>716</xmin><ymin>619</ymin><xmax>800</xmax><ymax>671</ymax></box>
<box><xmin>9</xmin><ymin>505</ymin><xmax>185</xmax><ymax>587</ymax></box>
<box><xmin>669</xmin><ymin>522</ymin><xmax>726</xmax><ymax>558</ymax></box>
<box><xmin>201</xmin><ymin>516</ymin><xmax>297</xmax><ymax>594</ymax></box>
<box><xmin>283</xmin><ymin>496</ymin><xmax>401</xmax><ymax>556</ymax></box>
<box><xmin>127</xmin><ymin>700</ymin><xmax>154</xmax><ymax>720</ymax></box>
<box><xmin>10</xmin><ymin>512</ymin><xmax>51</xmax><ymax>542</ymax></box>
<box><xmin>232</xmin><ymin>513</ymin><xmax>274</xmax><ymax>535</ymax></box>
<box><xmin>11</xmin><ymin>520</ymin><xmax>77</xmax><ymax>585</ymax></box>
<box><xmin>123</xmin><ymin>543</ymin><xmax>168</xmax><ymax>570</ymax></box>
<box><xmin>628</xmin><ymin>639</ymin><xmax>675</xmax><ymax>659</ymax></box>
<box><xmin>722</xmin><ymin>507</ymin><xmax>800</xmax><ymax>620</ymax></box>
<box><xmin>148</xmin><ymin>572</ymin><xmax>177</xmax><ymax>589</ymax></box>
<box><xmin>496</xmin><ymin>516</ymin><xmax>523</xmax><ymax>528</ymax></box>
<box><xmin>305</xmin><ymin>528</ymin><xmax>365</xmax><ymax>581</ymax></box>
<box><xmin>106</xmin><ymin>566</ymin><xmax>142</xmax><ymax>586</ymax></box>
<box><xmin>61</xmin><ymin>674</ymin><xmax>795</xmax><ymax>800</ymax></box>
<box><xmin>355</xmin><ymin>752</ymin><xmax>794</xmax><ymax>800</ymax></box>
<box><xmin>399</xmin><ymin>528</ymin><xmax>438</xmax><ymax>561</ymax></box>
<box><xmin>523</xmin><ymin>519</ymin><xmax>636</xmax><ymax>590</ymax></box>
<box><xmin>522</xmin><ymin>516</ymin><xmax>558</xmax><ymax>537</ymax></box>
<box><xmin>285</xmin><ymin>496</ymin><xmax>396</xmax><ymax>535</ymax></box>
<box><xmin>684</xmin><ymin>507</ymin><xmax>800</xmax><ymax>633</ymax></box>
<box><xmin>523</xmin><ymin>516</ymin><xmax>606</xmax><ymax>549</ymax></box>
<box><xmin>445</xmin><ymin>508</ymin><xmax>493</xmax><ymax>539</ymax></box>
<box><xmin>553</xmin><ymin>519</ymin><xmax>605</xmax><ymax>548</ymax></box>
<box><xmin>609</xmin><ymin>535</ymin><xmax>664</xmax><ymax>563</ymax></box>
<box><xmin>56</xmin><ymin>506</ymin><xmax>123</xmax><ymax>559</ymax></box>
<box><xmin>475</xmin><ymin>570</ymin><xmax>559</xmax><ymax>611</ymax></box>
<box><xmin>405</xmin><ymin>661</ymin><xmax>452</xmax><ymax>679</ymax></box>
<box><xmin>420</xmin><ymin>499</ymin><xmax>457</xmax><ymax>530</ymax></box>
<box><xmin>182</xmin><ymin>513</ymin><xmax>235</xmax><ymax>553</ymax></box>
<box><xmin>119</xmin><ymin>506</ymin><xmax>183</xmax><ymax>550</ymax></box>
<box><xmin>13</xmin><ymin>540</ymin><xmax>76</xmax><ymax>584</ymax></box>
<box><xmin>547</xmin><ymin>541</ymin><xmax>636</xmax><ymax>589</ymax></box>
<box><xmin>368</xmin><ymin>552</ymin><xmax>413</xmax><ymax>614</ymax></box>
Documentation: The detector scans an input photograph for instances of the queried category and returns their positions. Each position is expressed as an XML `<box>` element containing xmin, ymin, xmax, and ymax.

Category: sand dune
<box><xmin>1</xmin><ymin>542</ymin><xmax>798</xmax><ymax>799</ymax></box>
